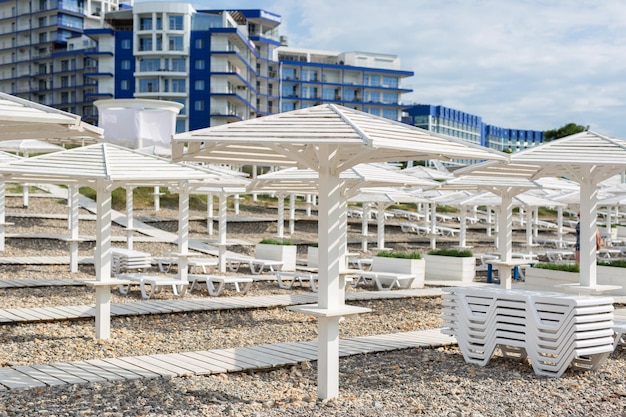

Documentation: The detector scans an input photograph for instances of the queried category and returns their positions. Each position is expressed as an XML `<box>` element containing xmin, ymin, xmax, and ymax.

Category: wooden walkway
<box><xmin>0</xmin><ymin>269</ymin><xmax>453</xmax><ymax>392</ymax></box>
<box><xmin>0</xmin><ymin>328</ymin><xmax>455</xmax><ymax>391</ymax></box>
<box><xmin>0</xmin><ymin>288</ymin><xmax>444</xmax><ymax>324</ymax></box>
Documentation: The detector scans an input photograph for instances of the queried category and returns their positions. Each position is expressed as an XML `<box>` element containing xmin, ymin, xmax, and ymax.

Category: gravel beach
<box><xmin>1</xmin><ymin>194</ymin><xmax>625</xmax><ymax>417</ymax></box>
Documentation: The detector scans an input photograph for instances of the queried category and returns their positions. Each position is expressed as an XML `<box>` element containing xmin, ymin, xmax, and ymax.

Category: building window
<box><xmin>171</xmin><ymin>58</ymin><xmax>185</xmax><ymax>72</ymax></box>
<box><xmin>169</xmin><ymin>36</ymin><xmax>184</xmax><ymax>51</ymax></box>
<box><xmin>195</xmin><ymin>80</ymin><xmax>205</xmax><ymax>90</ymax></box>
<box><xmin>382</xmin><ymin>109</ymin><xmax>397</xmax><ymax>120</ymax></box>
<box><xmin>139</xmin><ymin>58</ymin><xmax>159</xmax><ymax>71</ymax></box>
<box><xmin>140</xmin><ymin>17</ymin><xmax>152</xmax><ymax>30</ymax></box>
<box><xmin>194</xmin><ymin>100</ymin><xmax>204</xmax><ymax>111</ymax></box>
<box><xmin>194</xmin><ymin>59</ymin><xmax>205</xmax><ymax>70</ymax></box>
<box><xmin>195</xmin><ymin>38</ymin><xmax>204</xmax><ymax>49</ymax></box>
<box><xmin>171</xmin><ymin>79</ymin><xmax>186</xmax><ymax>92</ymax></box>
<box><xmin>169</xmin><ymin>15</ymin><xmax>183</xmax><ymax>30</ymax></box>
<box><xmin>121</xmin><ymin>80</ymin><xmax>130</xmax><ymax>90</ymax></box>
<box><xmin>121</xmin><ymin>39</ymin><xmax>131</xmax><ymax>49</ymax></box>
<box><xmin>121</xmin><ymin>59</ymin><xmax>131</xmax><ymax>70</ymax></box>
<box><xmin>139</xmin><ymin>78</ymin><xmax>158</xmax><ymax>92</ymax></box>
<box><xmin>139</xmin><ymin>37</ymin><xmax>152</xmax><ymax>51</ymax></box>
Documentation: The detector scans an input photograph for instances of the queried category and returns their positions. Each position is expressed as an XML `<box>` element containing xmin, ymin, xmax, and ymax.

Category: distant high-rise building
<box><xmin>0</xmin><ymin>0</ymin><xmax>414</xmax><ymax>132</ymax></box>
<box><xmin>403</xmin><ymin>104</ymin><xmax>544</xmax><ymax>164</ymax></box>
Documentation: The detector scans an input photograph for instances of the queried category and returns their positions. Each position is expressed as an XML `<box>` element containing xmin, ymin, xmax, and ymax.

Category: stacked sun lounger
<box><xmin>442</xmin><ymin>286</ymin><xmax>615</xmax><ymax>377</ymax></box>
<box><xmin>111</xmin><ymin>248</ymin><xmax>152</xmax><ymax>274</ymax></box>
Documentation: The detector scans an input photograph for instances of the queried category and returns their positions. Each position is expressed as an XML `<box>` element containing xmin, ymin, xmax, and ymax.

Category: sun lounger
<box><xmin>225</xmin><ymin>256</ymin><xmax>283</xmax><ymax>274</ymax></box>
<box><xmin>111</xmin><ymin>248</ymin><xmax>152</xmax><ymax>275</ymax></box>
<box><xmin>352</xmin><ymin>271</ymin><xmax>415</xmax><ymax>291</ymax></box>
<box><xmin>273</xmin><ymin>271</ymin><xmax>319</xmax><ymax>292</ymax></box>
<box><xmin>188</xmin><ymin>274</ymin><xmax>254</xmax><ymax>296</ymax></box>
<box><xmin>152</xmin><ymin>256</ymin><xmax>219</xmax><ymax>273</ymax></box>
<box><xmin>116</xmin><ymin>273</ymin><xmax>188</xmax><ymax>299</ymax></box>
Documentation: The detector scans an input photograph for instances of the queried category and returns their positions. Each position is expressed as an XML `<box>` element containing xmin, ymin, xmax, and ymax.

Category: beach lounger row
<box><xmin>442</xmin><ymin>286</ymin><xmax>615</xmax><ymax>377</ymax></box>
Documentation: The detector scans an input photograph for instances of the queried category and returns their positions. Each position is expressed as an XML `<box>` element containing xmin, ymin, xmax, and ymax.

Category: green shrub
<box><xmin>598</xmin><ymin>259</ymin><xmax>626</xmax><ymax>268</ymax></box>
<box><xmin>375</xmin><ymin>250</ymin><xmax>421</xmax><ymax>259</ymax></box>
<box><xmin>533</xmin><ymin>263</ymin><xmax>580</xmax><ymax>272</ymax></box>
<box><xmin>259</xmin><ymin>238</ymin><xmax>294</xmax><ymax>245</ymax></box>
<box><xmin>427</xmin><ymin>248</ymin><xmax>473</xmax><ymax>257</ymax></box>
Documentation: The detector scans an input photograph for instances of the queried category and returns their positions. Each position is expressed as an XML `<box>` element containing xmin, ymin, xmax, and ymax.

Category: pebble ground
<box><xmin>1</xmin><ymin>194</ymin><xmax>625</xmax><ymax>416</ymax></box>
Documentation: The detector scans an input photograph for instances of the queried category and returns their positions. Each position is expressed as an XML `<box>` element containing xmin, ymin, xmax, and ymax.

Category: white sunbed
<box><xmin>272</xmin><ymin>271</ymin><xmax>319</xmax><ymax>292</ymax></box>
<box><xmin>225</xmin><ymin>255</ymin><xmax>284</xmax><ymax>274</ymax></box>
<box><xmin>116</xmin><ymin>273</ymin><xmax>188</xmax><ymax>300</ymax></box>
<box><xmin>152</xmin><ymin>256</ymin><xmax>219</xmax><ymax>273</ymax></box>
<box><xmin>188</xmin><ymin>274</ymin><xmax>254</xmax><ymax>296</ymax></box>
<box><xmin>352</xmin><ymin>271</ymin><xmax>415</xmax><ymax>291</ymax></box>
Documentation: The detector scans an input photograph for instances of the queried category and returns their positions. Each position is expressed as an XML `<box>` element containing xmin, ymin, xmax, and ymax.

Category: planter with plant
<box><xmin>371</xmin><ymin>250</ymin><xmax>425</xmax><ymax>288</ymax></box>
<box><xmin>307</xmin><ymin>243</ymin><xmax>319</xmax><ymax>268</ymax></box>
<box><xmin>524</xmin><ymin>261</ymin><xmax>626</xmax><ymax>295</ymax></box>
<box><xmin>256</xmin><ymin>238</ymin><xmax>297</xmax><ymax>271</ymax></box>
<box><xmin>423</xmin><ymin>248</ymin><xmax>476</xmax><ymax>282</ymax></box>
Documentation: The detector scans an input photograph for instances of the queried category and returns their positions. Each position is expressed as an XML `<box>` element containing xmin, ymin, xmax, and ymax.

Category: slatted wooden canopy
<box><xmin>0</xmin><ymin>92</ymin><xmax>102</xmax><ymax>143</ymax></box>
<box><xmin>171</xmin><ymin>103</ymin><xmax>509</xmax><ymax>400</ymax></box>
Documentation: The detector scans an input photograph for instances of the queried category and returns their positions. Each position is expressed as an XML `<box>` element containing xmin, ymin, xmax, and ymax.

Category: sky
<box><xmin>172</xmin><ymin>0</ymin><xmax>626</xmax><ymax>136</ymax></box>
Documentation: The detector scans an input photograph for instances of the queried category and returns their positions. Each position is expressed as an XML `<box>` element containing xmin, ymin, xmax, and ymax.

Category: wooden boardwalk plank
<box><xmin>161</xmin><ymin>353</ymin><xmax>225</xmax><ymax>375</ymax></box>
<box><xmin>70</xmin><ymin>361</ymin><xmax>128</xmax><ymax>382</ymax></box>
<box><xmin>98</xmin><ymin>358</ymin><xmax>161</xmax><ymax>379</ymax></box>
<box><xmin>0</xmin><ymin>368</ymin><xmax>48</xmax><ymax>389</ymax></box>
<box><xmin>0</xmin><ymin>329</ymin><xmax>457</xmax><ymax>390</ymax></box>
<box><xmin>11</xmin><ymin>366</ymin><xmax>68</xmax><ymax>387</ymax></box>
<box><xmin>150</xmin><ymin>353</ymin><xmax>216</xmax><ymax>375</ymax></box>
<box><xmin>30</xmin><ymin>364</ymin><xmax>89</xmax><ymax>385</ymax></box>
<box><xmin>209</xmin><ymin>347</ymin><xmax>277</xmax><ymax>370</ymax></box>
<box><xmin>49</xmin><ymin>363</ymin><xmax>108</xmax><ymax>383</ymax></box>
<box><xmin>178</xmin><ymin>352</ymin><xmax>233</xmax><ymax>373</ymax></box>
<box><xmin>127</xmin><ymin>355</ymin><xmax>195</xmax><ymax>377</ymax></box>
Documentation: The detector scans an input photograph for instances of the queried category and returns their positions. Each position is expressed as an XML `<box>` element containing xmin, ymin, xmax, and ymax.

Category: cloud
<box><xmin>195</xmin><ymin>0</ymin><xmax>626</xmax><ymax>136</ymax></box>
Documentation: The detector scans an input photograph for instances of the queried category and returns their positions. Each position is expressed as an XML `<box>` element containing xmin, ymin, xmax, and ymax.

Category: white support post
<box><xmin>218</xmin><ymin>193</ymin><xmax>228</xmax><ymax>273</ymax></box>
<box><xmin>579</xmin><ymin>178</ymin><xmax>598</xmax><ymax>288</ymax></box>
<box><xmin>207</xmin><ymin>193</ymin><xmax>214</xmax><ymax>235</ymax></box>
<box><xmin>252</xmin><ymin>165</ymin><xmax>258</xmax><ymax>202</ymax></box>
<box><xmin>69</xmin><ymin>184</ymin><xmax>80</xmax><ymax>273</ymax></box>
<box><xmin>498</xmin><ymin>191</ymin><xmax>514</xmax><ymax>289</ymax></box>
<box><xmin>361</xmin><ymin>202</ymin><xmax>369</xmax><ymax>252</ymax></box>
<box><xmin>0</xmin><ymin>181</ymin><xmax>5</xmax><ymax>252</ymax></box>
<box><xmin>486</xmin><ymin>207</ymin><xmax>493</xmax><ymax>237</ymax></box>
<box><xmin>525</xmin><ymin>206</ymin><xmax>533</xmax><ymax>249</ymax></box>
<box><xmin>153</xmin><ymin>186</ymin><xmax>161</xmax><ymax>211</ymax></box>
<box><xmin>126</xmin><ymin>186</ymin><xmax>134</xmax><ymax>251</ymax></box>
<box><xmin>316</xmin><ymin>165</ymin><xmax>343</xmax><ymax>400</ymax></box>
<box><xmin>376</xmin><ymin>202</ymin><xmax>386</xmax><ymax>250</ymax></box>
<box><xmin>430</xmin><ymin>204</ymin><xmax>437</xmax><ymax>250</ymax></box>
<box><xmin>234</xmin><ymin>194</ymin><xmax>240</xmax><ymax>215</ymax></box>
<box><xmin>95</xmin><ymin>180</ymin><xmax>112</xmax><ymax>340</ymax></box>
<box><xmin>306</xmin><ymin>194</ymin><xmax>312</xmax><ymax>217</ymax></box>
<box><xmin>533</xmin><ymin>207</ymin><xmax>539</xmax><ymax>238</ymax></box>
<box><xmin>459</xmin><ymin>205</ymin><xmax>467</xmax><ymax>248</ymax></box>
<box><xmin>289</xmin><ymin>194</ymin><xmax>296</xmax><ymax>235</ymax></box>
<box><xmin>276</xmin><ymin>193</ymin><xmax>285</xmax><ymax>238</ymax></box>
<box><xmin>177</xmin><ymin>181</ymin><xmax>189</xmax><ymax>283</ymax></box>
<box><xmin>557</xmin><ymin>206</ymin><xmax>564</xmax><ymax>247</ymax></box>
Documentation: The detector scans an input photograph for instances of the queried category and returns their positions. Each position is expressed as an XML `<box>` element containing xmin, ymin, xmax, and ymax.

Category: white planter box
<box><xmin>371</xmin><ymin>256</ymin><xmax>425</xmax><ymax>288</ymax></box>
<box><xmin>307</xmin><ymin>246</ymin><xmax>318</xmax><ymax>268</ymax></box>
<box><xmin>255</xmin><ymin>243</ymin><xmax>297</xmax><ymax>271</ymax></box>
<box><xmin>423</xmin><ymin>254</ymin><xmax>476</xmax><ymax>283</ymax></box>
<box><xmin>524</xmin><ymin>265</ymin><xmax>626</xmax><ymax>295</ymax></box>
